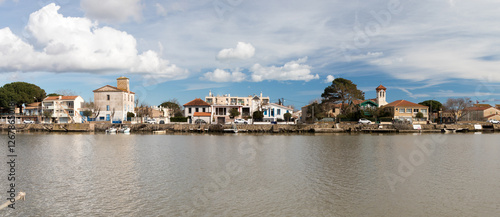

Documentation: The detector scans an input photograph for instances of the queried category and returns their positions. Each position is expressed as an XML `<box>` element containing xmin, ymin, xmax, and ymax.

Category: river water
<box><xmin>0</xmin><ymin>132</ymin><xmax>499</xmax><ymax>216</ymax></box>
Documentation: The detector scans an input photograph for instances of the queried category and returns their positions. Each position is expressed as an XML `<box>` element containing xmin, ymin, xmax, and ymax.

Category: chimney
<box><xmin>117</xmin><ymin>77</ymin><xmax>130</xmax><ymax>92</ymax></box>
<box><xmin>260</xmin><ymin>91</ymin><xmax>262</xmax><ymax>98</ymax></box>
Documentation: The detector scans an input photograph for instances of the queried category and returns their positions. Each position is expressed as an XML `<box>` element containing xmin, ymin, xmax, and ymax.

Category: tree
<box><xmin>419</xmin><ymin>100</ymin><xmax>443</xmax><ymax>112</ymax></box>
<box><xmin>0</xmin><ymin>82</ymin><xmax>46</xmax><ymax>110</ymax></box>
<box><xmin>42</xmin><ymin>110</ymin><xmax>53</xmax><ymax>123</ymax></box>
<box><xmin>47</xmin><ymin>93</ymin><xmax>61</xmax><ymax>96</ymax></box>
<box><xmin>305</xmin><ymin>101</ymin><xmax>326</xmax><ymax>122</ymax></box>
<box><xmin>229</xmin><ymin>108</ymin><xmax>240</xmax><ymax>118</ymax></box>
<box><xmin>82</xmin><ymin>110</ymin><xmax>93</xmax><ymax>117</ymax></box>
<box><xmin>174</xmin><ymin>110</ymin><xmax>184</xmax><ymax>117</ymax></box>
<box><xmin>443</xmin><ymin>97</ymin><xmax>473</xmax><ymax>122</ymax></box>
<box><xmin>321</xmin><ymin>78</ymin><xmax>364</xmax><ymax>114</ymax></box>
<box><xmin>284</xmin><ymin>112</ymin><xmax>292</xmax><ymax>122</ymax></box>
<box><xmin>127</xmin><ymin>112</ymin><xmax>135</xmax><ymax>118</ymax></box>
<box><xmin>159</xmin><ymin>99</ymin><xmax>182</xmax><ymax>113</ymax></box>
<box><xmin>82</xmin><ymin>99</ymin><xmax>100</xmax><ymax>119</ymax></box>
<box><xmin>54</xmin><ymin>89</ymin><xmax>78</xmax><ymax>96</ymax></box>
<box><xmin>253</xmin><ymin>111</ymin><xmax>264</xmax><ymax>121</ymax></box>
<box><xmin>415</xmin><ymin>112</ymin><xmax>424</xmax><ymax>119</ymax></box>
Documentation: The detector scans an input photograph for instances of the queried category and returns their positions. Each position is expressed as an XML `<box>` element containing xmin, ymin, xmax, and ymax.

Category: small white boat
<box><xmin>118</xmin><ymin>126</ymin><xmax>130</xmax><ymax>133</ymax></box>
<box><xmin>106</xmin><ymin>127</ymin><xmax>117</xmax><ymax>133</ymax></box>
<box><xmin>223</xmin><ymin>123</ymin><xmax>238</xmax><ymax>133</ymax></box>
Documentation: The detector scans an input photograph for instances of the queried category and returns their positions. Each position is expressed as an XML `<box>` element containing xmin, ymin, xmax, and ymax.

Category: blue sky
<box><xmin>1</xmin><ymin>0</ymin><xmax>500</xmax><ymax>108</ymax></box>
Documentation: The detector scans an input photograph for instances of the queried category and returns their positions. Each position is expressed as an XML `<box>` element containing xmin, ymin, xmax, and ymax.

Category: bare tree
<box><xmin>443</xmin><ymin>97</ymin><xmax>473</xmax><ymax>122</ymax></box>
<box><xmin>55</xmin><ymin>89</ymin><xmax>78</xmax><ymax>96</ymax></box>
<box><xmin>82</xmin><ymin>99</ymin><xmax>100</xmax><ymax>119</ymax></box>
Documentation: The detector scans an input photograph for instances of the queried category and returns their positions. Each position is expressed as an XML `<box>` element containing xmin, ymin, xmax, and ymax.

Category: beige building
<box><xmin>460</xmin><ymin>106</ymin><xmax>500</xmax><ymax>121</ymax></box>
<box><xmin>93</xmin><ymin>77</ymin><xmax>135</xmax><ymax>122</ymax></box>
<box><xmin>383</xmin><ymin>100</ymin><xmax>429</xmax><ymax>122</ymax></box>
<box><xmin>42</xmin><ymin>96</ymin><xmax>85</xmax><ymax>123</ymax></box>
<box><xmin>205</xmin><ymin>91</ymin><xmax>270</xmax><ymax>123</ymax></box>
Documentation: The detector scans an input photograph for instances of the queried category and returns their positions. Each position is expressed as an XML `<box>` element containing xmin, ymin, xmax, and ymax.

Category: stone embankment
<box><xmin>1</xmin><ymin>122</ymin><xmax>499</xmax><ymax>133</ymax></box>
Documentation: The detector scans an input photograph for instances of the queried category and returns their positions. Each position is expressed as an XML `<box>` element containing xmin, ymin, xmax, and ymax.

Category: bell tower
<box><xmin>376</xmin><ymin>85</ymin><xmax>387</xmax><ymax>107</ymax></box>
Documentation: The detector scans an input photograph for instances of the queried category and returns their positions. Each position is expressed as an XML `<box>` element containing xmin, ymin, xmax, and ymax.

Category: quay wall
<box><xmin>1</xmin><ymin>122</ymin><xmax>499</xmax><ymax>133</ymax></box>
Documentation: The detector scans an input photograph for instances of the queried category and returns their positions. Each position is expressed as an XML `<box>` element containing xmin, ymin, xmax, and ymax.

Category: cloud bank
<box><xmin>0</xmin><ymin>3</ymin><xmax>187</xmax><ymax>83</ymax></box>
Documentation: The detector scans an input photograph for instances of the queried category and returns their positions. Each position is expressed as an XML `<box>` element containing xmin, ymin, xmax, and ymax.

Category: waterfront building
<box><xmin>205</xmin><ymin>91</ymin><xmax>270</xmax><ymax>123</ymax></box>
<box><xmin>184</xmin><ymin>98</ymin><xmax>212</xmax><ymax>123</ymax></box>
<box><xmin>460</xmin><ymin>106</ymin><xmax>500</xmax><ymax>121</ymax></box>
<box><xmin>262</xmin><ymin>103</ymin><xmax>293</xmax><ymax>122</ymax></box>
<box><xmin>93</xmin><ymin>77</ymin><xmax>135</xmax><ymax>122</ymax></box>
<box><xmin>42</xmin><ymin>96</ymin><xmax>85</xmax><ymax>123</ymax></box>
<box><xmin>382</xmin><ymin>100</ymin><xmax>428</xmax><ymax>123</ymax></box>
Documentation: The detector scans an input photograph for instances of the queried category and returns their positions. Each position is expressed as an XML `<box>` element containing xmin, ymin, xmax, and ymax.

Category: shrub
<box><xmin>170</xmin><ymin>117</ymin><xmax>188</xmax><ymax>122</ymax></box>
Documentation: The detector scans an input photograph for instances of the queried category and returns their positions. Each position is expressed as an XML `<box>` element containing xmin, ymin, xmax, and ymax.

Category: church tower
<box><xmin>376</xmin><ymin>85</ymin><xmax>387</xmax><ymax>107</ymax></box>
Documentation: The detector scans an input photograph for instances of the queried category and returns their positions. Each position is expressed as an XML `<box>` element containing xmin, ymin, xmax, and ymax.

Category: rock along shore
<box><xmin>1</xmin><ymin>122</ymin><xmax>499</xmax><ymax>134</ymax></box>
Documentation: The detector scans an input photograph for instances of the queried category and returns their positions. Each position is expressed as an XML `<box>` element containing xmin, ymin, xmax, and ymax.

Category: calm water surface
<box><xmin>1</xmin><ymin>132</ymin><xmax>499</xmax><ymax>216</ymax></box>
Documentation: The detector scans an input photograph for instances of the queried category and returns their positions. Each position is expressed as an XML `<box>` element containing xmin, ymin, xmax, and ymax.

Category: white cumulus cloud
<box><xmin>202</xmin><ymin>69</ymin><xmax>246</xmax><ymax>82</ymax></box>
<box><xmin>216</xmin><ymin>42</ymin><xmax>255</xmax><ymax>60</ymax></box>
<box><xmin>0</xmin><ymin>4</ymin><xmax>187</xmax><ymax>83</ymax></box>
<box><xmin>324</xmin><ymin>75</ymin><xmax>335</xmax><ymax>83</ymax></box>
<box><xmin>250</xmin><ymin>57</ymin><xmax>318</xmax><ymax>82</ymax></box>
<box><xmin>81</xmin><ymin>0</ymin><xmax>142</xmax><ymax>23</ymax></box>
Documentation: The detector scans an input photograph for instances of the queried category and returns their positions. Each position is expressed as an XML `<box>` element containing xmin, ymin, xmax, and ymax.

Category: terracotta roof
<box><xmin>193</xmin><ymin>112</ymin><xmax>211</xmax><ymax>117</ymax></box>
<box><xmin>352</xmin><ymin>99</ymin><xmax>364</xmax><ymax>105</ymax></box>
<box><xmin>117</xmin><ymin>76</ymin><xmax>129</xmax><ymax>80</ymax></box>
<box><xmin>474</xmin><ymin>104</ymin><xmax>492</xmax><ymax>107</ymax></box>
<box><xmin>384</xmin><ymin>100</ymin><xmax>427</xmax><ymax>108</ymax></box>
<box><xmin>93</xmin><ymin>85</ymin><xmax>135</xmax><ymax>94</ymax></box>
<box><xmin>44</xmin><ymin>96</ymin><xmax>79</xmax><ymax>101</ymax></box>
<box><xmin>485</xmin><ymin>114</ymin><xmax>500</xmax><ymax>118</ymax></box>
<box><xmin>463</xmin><ymin>106</ymin><xmax>493</xmax><ymax>111</ymax></box>
<box><xmin>184</xmin><ymin>98</ymin><xmax>211</xmax><ymax>107</ymax></box>
<box><xmin>376</xmin><ymin>85</ymin><xmax>387</xmax><ymax>91</ymax></box>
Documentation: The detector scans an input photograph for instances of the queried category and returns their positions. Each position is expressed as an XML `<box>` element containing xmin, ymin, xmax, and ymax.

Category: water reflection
<box><xmin>0</xmin><ymin>132</ymin><xmax>499</xmax><ymax>216</ymax></box>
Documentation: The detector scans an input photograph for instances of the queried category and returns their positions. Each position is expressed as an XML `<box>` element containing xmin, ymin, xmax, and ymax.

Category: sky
<box><xmin>1</xmin><ymin>0</ymin><xmax>500</xmax><ymax>108</ymax></box>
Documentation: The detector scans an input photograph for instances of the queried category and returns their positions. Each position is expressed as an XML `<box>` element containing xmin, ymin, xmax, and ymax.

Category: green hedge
<box><xmin>170</xmin><ymin>117</ymin><xmax>188</xmax><ymax>122</ymax></box>
<box><xmin>379</xmin><ymin>117</ymin><xmax>393</xmax><ymax>122</ymax></box>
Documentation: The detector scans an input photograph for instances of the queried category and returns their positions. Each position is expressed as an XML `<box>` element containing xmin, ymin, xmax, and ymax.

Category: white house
<box><xmin>184</xmin><ymin>98</ymin><xmax>212</xmax><ymax>123</ymax></box>
<box><xmin>93</xmin><ymin>77</ymin><xmax>135</xmax><ymax>122</ymax></box>
<box><xmin>42</xmin><ymin>96</ymin><xmax>85</xmax><ymax>123</ymax></box>
<box><xmin>262</xmin><ymin>103</ymin><xmax>293</xmax><ymax>122</ymax></box>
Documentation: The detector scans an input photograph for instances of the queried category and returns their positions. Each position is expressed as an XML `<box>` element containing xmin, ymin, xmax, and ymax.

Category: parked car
<box><xmin>358</xmin><ymin>118</ymin><xmax>372</xmax><ymax>124</ymax></box>
<box><xmin>487</xmin><ymin>119</ymin><xmax>500</xmax><ymax>124</ymax></box>
<box><xmin>194</xmin><ymin>119</ymin><xmax>207</xmax><ymax>124</ymax></box>
<box><xmin>234</xmin><ymin>119</ymin><xmax>248</xmax><ymax>124</ymax></box>
<box><xmin>23</xmin><ymin>119</ymin><xmax>35</xmax><ymax>124</ymax></box>
<box><xmin>146</xmin><ymin>119</ymin><xmax>156</xmax><ymax>124</ymax></box>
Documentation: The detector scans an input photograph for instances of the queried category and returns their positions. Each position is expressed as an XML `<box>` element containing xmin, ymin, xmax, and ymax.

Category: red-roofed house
<box><xmin>42</xmin><ymin>95</ymin><xmax>84</xmax><ymax>123</ymax></box>
<box><xmin>460</xmin><ymin>106</ymin><xmax>500</xmax><ymax>121</ymax></box>
<box><xmin>383</xmin><ymin>100</ymin><xmax>429</xmax><ymax>122</ymax></box>
<box><xmin>184</xmin><ymin>98</ymin><xmax>212</xmax><ymax>123</ymax></box>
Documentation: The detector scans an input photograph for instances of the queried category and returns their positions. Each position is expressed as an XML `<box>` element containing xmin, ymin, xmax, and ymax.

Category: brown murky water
<box><xmin>1</xmin><ymin>132</ymin><xmax>499</xmax><ymax>216</ymax></box>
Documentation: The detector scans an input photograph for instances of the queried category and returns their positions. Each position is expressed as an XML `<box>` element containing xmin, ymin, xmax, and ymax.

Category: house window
<box><xmin>202</xmin><ymin>108</ymin><xmax>206</xmax><ymax>112</ymax></box>
<box><xmin>107</xmin><ymin>95</ymin><xmax>110</xmax><ymax>100</ymax></box>
<box><xmin>106</xmin><ymin>114</ymin><xmax>110</xmax><ymax>121</ymax></box>
<box><xmin>271</xmin><ymin>109</ymin><xmax>275</xmax><ymax>117</ymax></box>
<box><xmin>264</xmin><ymin>110</ymin><xmax>267</xmax><ymax>115</ymax></box>
<box><xmin>106</xmin><ymin>105</ymin><xmax>110</xmax><ymax>111</ymax></box>
<box><xmin>195</xmin><ymin>108</ymin><xmax>199</xmax><ymax>112</ymax></box>
<box><xmin>414</xmin><ymin>109</ymin><xmax>419</xmax><ymax>113</ymax></box>
<box><xmin>421</xmin><ymin>109</ymin><xmax>427</xmax><ymax>114</ymax></box>
<box><xmin>406</xmin><ymin>108</ymin><xmax>412</xmax><ymax>113</ymax></box>
<box><xmin>188</xmin><ymin>108</ymin><xmax>192</xmax><ymax>114</ymax></box>
<box><xmin>277</xmin><ymin>109</ymin><xmax>281</xmax><ymax>115</ymax></box>
<box><xmin>206</xmin><ymin>99</ymin><xmax>213</xmax><ymax>104</ymax></box>
<box><xmin>100</xmin><ymin>117</ymin><xmax>104</xmax><ymax>120</ymax></box>
<box><xmin>216</xmin><ymin>108</ymin><xmax>226</xmax><ymax>115</ymax></box>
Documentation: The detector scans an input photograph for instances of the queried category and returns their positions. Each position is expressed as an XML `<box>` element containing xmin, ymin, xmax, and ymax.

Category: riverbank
<box><xmin>1</xmin><ymin>122</ymin><xmax>499</xmax><ymax>134</ymax></box>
